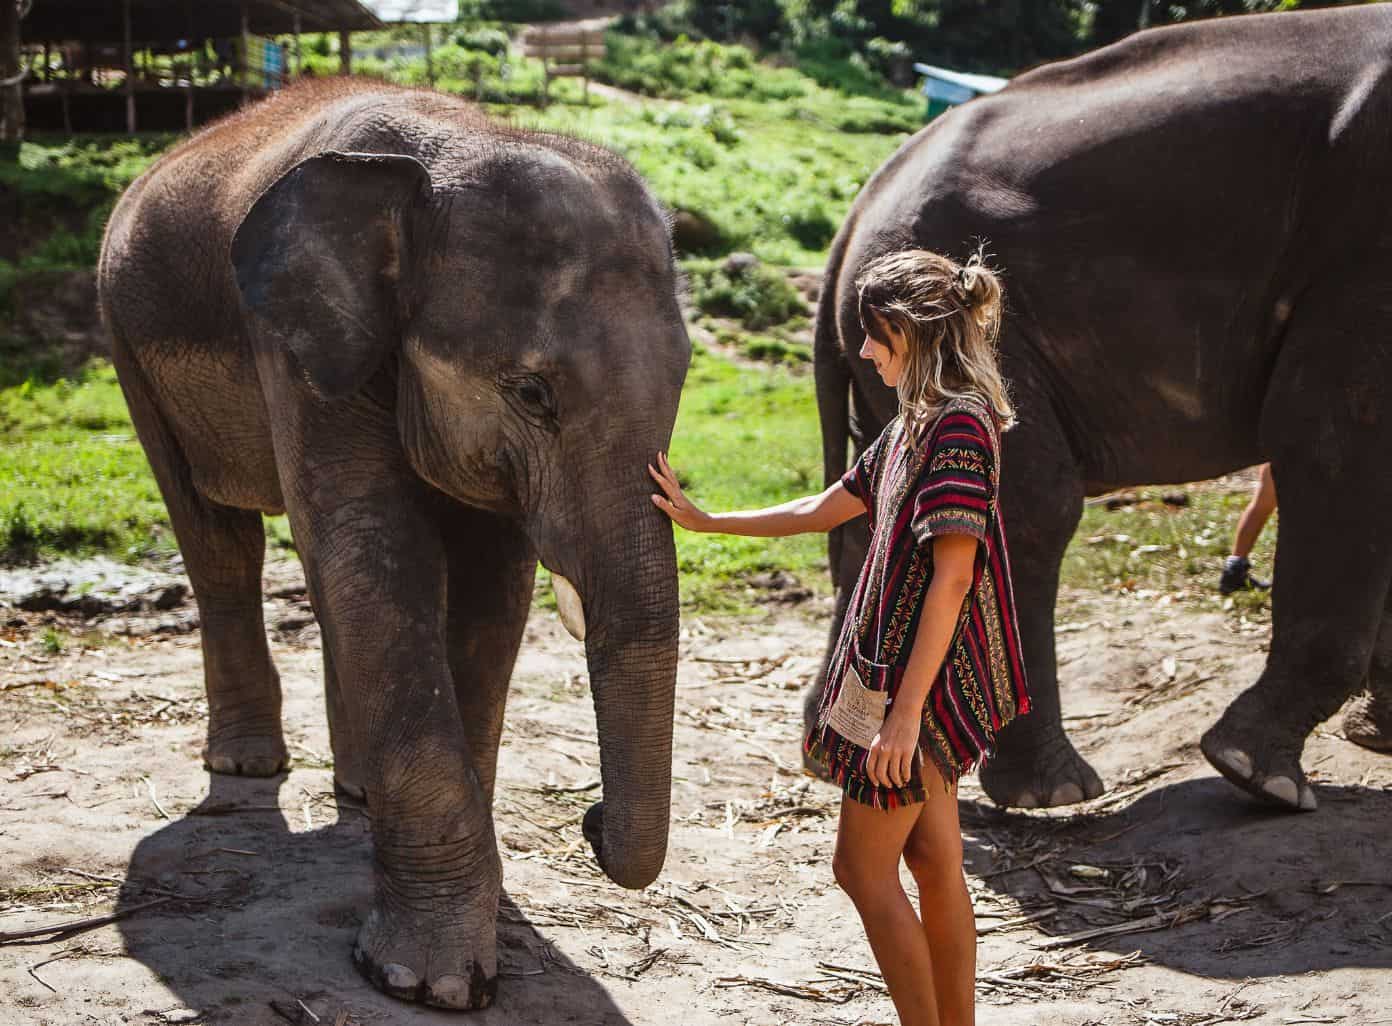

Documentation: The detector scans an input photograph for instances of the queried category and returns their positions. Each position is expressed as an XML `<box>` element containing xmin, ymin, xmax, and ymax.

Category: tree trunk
<box><xmin>1</xmin><ymin>0</ymin><xmax>24</xmax><ymax>151</ymax></box>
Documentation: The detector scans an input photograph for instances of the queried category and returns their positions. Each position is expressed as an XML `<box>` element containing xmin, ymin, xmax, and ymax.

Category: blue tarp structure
<box><xmin>914</xmin><ymin>62</ymin><xmax>1008</xmax><ymax>118</ymax></box>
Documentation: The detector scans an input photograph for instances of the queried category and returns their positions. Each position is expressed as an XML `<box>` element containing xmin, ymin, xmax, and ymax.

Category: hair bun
<box><xmin>951</xmin><ymin>250</ymin><xmax>1000</xmax><ymax>330</ymax></box>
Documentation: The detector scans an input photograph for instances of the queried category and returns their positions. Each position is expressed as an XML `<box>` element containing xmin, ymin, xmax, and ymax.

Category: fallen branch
<box><xmin>0</xmin><ymin>897</ymin><xmax>170</xmax><ymax>945</ymax></box>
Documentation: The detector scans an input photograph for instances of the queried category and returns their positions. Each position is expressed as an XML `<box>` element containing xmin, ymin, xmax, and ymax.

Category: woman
<box><xmin>649</xmin><ymin>248</ymin><xmax>1031</xmax><ymax>1025</ymax></box>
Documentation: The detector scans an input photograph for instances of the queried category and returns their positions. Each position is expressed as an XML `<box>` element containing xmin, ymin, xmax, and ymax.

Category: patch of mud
<box><xmin>1</xmin><ymin>563</ymin><xmax>1390</xmax><ymax>1025</ymax></box>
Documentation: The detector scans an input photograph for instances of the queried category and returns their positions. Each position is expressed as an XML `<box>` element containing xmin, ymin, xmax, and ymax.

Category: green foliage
<box><xmin>683</xmin><ymin>258</ymin><xmax>805</xmax><ymax>329</ymax></box>
<box><xmin>0</xmin><ymin>365</ymin><xmax>172</xmax><ymax>563</ymax></box>
<box><xmin>453</xmin><ymin>26</ymin><xmax>512</xmax><ymax>56</ymax></box>
<box><xmin>666</xmin><ymin>344</ymin><xmax>825</xmax><ymax>612</ymax></box>
<box><xmin>0</xmin><ymin>138</ymin><xmax>166</xmax><ymax>316</ymax></box>
<box><xmin>40</xmin><ymin>626</ymin><xmax>66</xmax><ymax>655</ymax></box>
<box><xmin>1060</xmin><ymin>486</ymin><xmax>1277</xmax><ymax>603</ymax></box>
<box><xmin>734</xmin><ymin>331</ymin><xmax>812</xmax><ymax>365</ymax></box>
<box><xmin>595</xmin><ymin>34</ymin><xmax>807</xmax><ymax>101</ymax></box>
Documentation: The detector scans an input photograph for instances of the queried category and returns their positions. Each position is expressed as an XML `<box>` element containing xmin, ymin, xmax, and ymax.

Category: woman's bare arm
<box><xmin>648</xmin><ymin>452</ymin><xmax>865</xmax><ymax>538</ymax></box>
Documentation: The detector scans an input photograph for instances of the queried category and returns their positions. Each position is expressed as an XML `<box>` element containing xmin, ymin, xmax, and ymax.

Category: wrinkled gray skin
<box><xmin>812</xmin><ymin>5</ymin><xmax>1392</xmax><ymax>814</ymax></box>
<box><xmin>98</xmin><ymin>80</ymin><xmax>689</xmax><ymax>1010</ymax></box>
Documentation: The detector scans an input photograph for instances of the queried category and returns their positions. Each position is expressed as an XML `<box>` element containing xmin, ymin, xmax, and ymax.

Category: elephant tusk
<box><xmin>553</xmin><ymin>574</ymin><xmax>587</xmax><ymax>642</ymax></box>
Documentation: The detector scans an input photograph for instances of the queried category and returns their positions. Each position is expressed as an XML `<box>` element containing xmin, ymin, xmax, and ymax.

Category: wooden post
<box><xmin>581</xmin><ymin>32</ymin><xmax>589</xmax><ymax>102</ymax></box>
<box><xmin>422</xmin><ymin>24</ymin><xmax>433</xmax><ymax>87</ymax></box>
<box><xmin>291</xmin><ymin>12</ymin><xmax>301</xmax><ymax>80</ymax></box>
<box><xmin>184</xmin><ymin>0</ymin><xmax>194</xmax><ymax>130</ymax></box>
<box><xmin>0</xmin><ymin>0</ymin><xmax>24</xmax><ymax>148</ymax></box>
<box><xmin>123</xmin><ymin>0</ymin><xmax>135</xmax><ymax>134</ymax></box>
<box><xmin>240</xmin><ymin>1</ymin><xmax>249</xmax><ymax>106</ymax></box>
<box><xmin>339</xmin><ymin>30</ymin><xmax>351</xmax><ymax>74</ymax></box>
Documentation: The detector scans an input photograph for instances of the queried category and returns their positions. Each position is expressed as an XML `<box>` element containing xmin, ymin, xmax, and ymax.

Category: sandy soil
<box><xmin>2</xmin><ymin>560</ymin><xmax>1390</xmax><ymax>1026</ymax></box>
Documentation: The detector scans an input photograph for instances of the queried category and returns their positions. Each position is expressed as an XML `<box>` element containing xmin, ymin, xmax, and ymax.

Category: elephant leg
<box><xmin>298</xmin><ymin>522</ymin><xmax>501</xmax><ymax>1010</ymax></box>
<box><xmin>322</xmin><ymin>645</ymin><xmax>366</xmax><ymax>799</ymax></box>
<box><xmin>1202</xmin><ymin>309</ymin><xmax>1392</xmax><ymax>810</ymax></box>
<box><xmin>1341</xmin><ymin>576</ymin><xmax>1392</xmax><ymax>752</ymax></box>
<box><xmin>111</xmin><ymin>339</ymin><xmax>285</xmax><ymax>776</ymax></box>
<box><xmin>441</xmin><ymin>504</ymin><xmax>536</xmax><ymax>807</ymax></box>
<box><xmin>977</xmin><ymin>394</ymin><xmax>1103</xmax><ymax>808</ymax></box>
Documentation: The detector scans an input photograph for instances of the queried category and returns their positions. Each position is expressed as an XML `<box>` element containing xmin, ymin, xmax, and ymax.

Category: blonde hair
<box><xmin>855</xmin><ymin>245</ymin><xmax>1016</xmax><ymax>438</ymax></box>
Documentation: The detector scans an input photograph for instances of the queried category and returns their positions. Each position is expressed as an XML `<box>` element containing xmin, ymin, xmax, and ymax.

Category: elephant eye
<box><xmin>510</xmin><ymin>374</ymin><xmax>557</xmax><ymax>421</ymax></box>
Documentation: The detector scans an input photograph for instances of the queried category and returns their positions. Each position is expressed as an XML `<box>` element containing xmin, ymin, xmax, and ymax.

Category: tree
<box><xmin>1</xmin><ymin>0</ymin><xmax>25</xmax><ymax>152</ymax></box>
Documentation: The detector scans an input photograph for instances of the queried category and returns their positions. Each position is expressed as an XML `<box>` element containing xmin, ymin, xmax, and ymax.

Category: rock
<box><xmin>1161</xmin><ymin>492</ymin><xmax>1190</xmax><ymax>508</ymax></box>
<box><xmin>748</xmin><ymin>569</ymin><xmax>813</xmax><ymax>604</ymax></box>
<box><xmin>149</xmin><ymin>583</ymin><xmax>188</xmax><ymax>610</ymax></box>
<box><xmin>0</xmin><ymin>558</ymin><xmax>189</xmax><ymax>616</ymax></box>
<box><xmin>671</xmin><ymin>208</ymin><xmax>721</xmax><ymax>254</ymax></box>
<box><xmin>722</xmin><ymin>251</ymin><xmax>759</xmax><ymax>276</ymax></box>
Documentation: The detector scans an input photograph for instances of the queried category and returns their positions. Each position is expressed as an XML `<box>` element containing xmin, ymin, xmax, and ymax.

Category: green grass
<box><xmin>519</xmin><ymin>92</ymin><xmax>907</xmax><ymax>265</ymax></box>
<box><xmin>0</xmin><ymin>364</ymin><xmax>171</xmax><ymax>561</ymax></box>
<box><xmin>665</xmin><ymin>344</ymin><xmax>824</xmax><ymax>612</ymax></box>
<box><xmin>0</xmin><ymin>347</ymin><xmax>827</xmax><ymax>612</ymax></box>
<box><xmin>1061</xmin><ymin>487</ymin><xmax>1277</xmax><ymax>611</ymax></box>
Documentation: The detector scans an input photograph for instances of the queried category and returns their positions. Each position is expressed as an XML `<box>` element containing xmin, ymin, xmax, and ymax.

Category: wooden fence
<box><xmin>519</xmin><ymin>23</ymin><xmax>607</xmax><ymax>103</ymax></box>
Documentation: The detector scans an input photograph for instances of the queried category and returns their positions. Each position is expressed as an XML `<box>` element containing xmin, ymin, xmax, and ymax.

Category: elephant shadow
<box><xmin>961</xmin><ymin>775</ymin><xmax>1392</xmax><ymax>979</ymax></box>
<box><xmin>116</xmin><ymin>774</ymin><xmax>634</xmax><ymax>1025</ymax></box>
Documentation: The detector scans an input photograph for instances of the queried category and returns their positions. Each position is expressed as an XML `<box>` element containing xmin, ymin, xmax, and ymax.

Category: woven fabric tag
<box><xmin>826</xmin><ymin>663</ymin><xmax>888</xmax><ymax>749</ymax></box>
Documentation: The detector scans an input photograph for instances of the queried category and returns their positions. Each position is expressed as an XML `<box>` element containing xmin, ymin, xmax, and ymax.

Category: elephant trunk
<box><xmin>577</xmin><ymin>503</ymin><xmax>679</xmax><ymax>890</ymax></box>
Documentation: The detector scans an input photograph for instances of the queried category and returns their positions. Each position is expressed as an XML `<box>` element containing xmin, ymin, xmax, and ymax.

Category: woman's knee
<box><xmin>832</xmin><ymin>846</ymin><xmax>895</xmax><ymax>903</ymax></box>
<box><xmin>902</xmin><ymin>830</ymin><xmax>963</xmax><ymax>891</ymax></box>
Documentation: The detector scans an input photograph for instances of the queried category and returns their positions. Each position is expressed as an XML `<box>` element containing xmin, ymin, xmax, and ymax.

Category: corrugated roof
<box><xmin>358</xmin><ymin>0</ymin><xmax>459</xmax><ymax>22</ymax></box>
<box><xmin>912</xmin><ymin>63</ymin><xmax>1009</xmax><ymax>96</ymax></box>
<box><xmin>23</xmin><ymin>0</ymin><xmax>382</xmax><ymax>43</ymax></box>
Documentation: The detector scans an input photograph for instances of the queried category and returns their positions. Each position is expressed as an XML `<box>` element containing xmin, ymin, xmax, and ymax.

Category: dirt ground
<box><xmin>2</xmin><ymin>558</ymin><xmax>1390</xmax><ymax>1026</ymax></box>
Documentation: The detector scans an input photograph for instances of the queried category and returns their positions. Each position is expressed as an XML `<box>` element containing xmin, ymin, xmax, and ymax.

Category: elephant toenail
<box><xmin>381</xmin><ymin>962</ymin><xmax>420</xmax><ymax>994</ymax></box>
<box><xmin>428</xmin><ymin>974</ymin><xmax>474</xmax><ymax>1009</ymax></box>
<box><xmin>1260</xmin><ymin>775</ymin><xmax>1299</xmax><ymax>807</ymax></box>
<box><xmin>1047</xmin><ymin>782</ymin><xmax>1085</xmax><ymax>806</ymax></box>
<box><xmin>1298</xmin><ymin>785</ymin><xmax>1318</xmax><ymax>811</ymax></box>
<box><xmin>1216</xmin><ymin>747</ymin><xmax>1254</xmax><ymax>779</ymax></box>
<box><xmin>1014</xmin><ymin>792</ymin><xmax>1039</xmax><ymax>809</ymax></box>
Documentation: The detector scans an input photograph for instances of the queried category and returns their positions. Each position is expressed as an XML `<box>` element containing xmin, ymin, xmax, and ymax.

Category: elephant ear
<box><xmin>231</xmin><ymin>151</ymin><xmax>432</xmax><ymax>401</ymax></box>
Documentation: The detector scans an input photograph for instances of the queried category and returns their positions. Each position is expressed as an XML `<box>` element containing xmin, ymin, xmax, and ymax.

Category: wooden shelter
<box><xmin>20</xmin><ymin>0</ymin><xmax>382</xmax><ymax>134</ymax></box>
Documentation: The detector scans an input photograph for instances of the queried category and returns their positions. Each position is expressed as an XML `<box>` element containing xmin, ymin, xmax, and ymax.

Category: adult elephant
<box><xmin>98</xmin><ymin>79</ymin><xmax>689</xmax><ymax>1009</ymax></box>
<box><xmin>813</xmin><ymin>5</ymin><xmax>1392</xmax><ymax>814</ymax></box>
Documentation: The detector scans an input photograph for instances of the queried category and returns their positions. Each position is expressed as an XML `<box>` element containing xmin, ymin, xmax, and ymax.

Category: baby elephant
<box><xmin>98</xmin><ymin>79</ymin><xmax>690</xmax><ymax>1009</ymax></box>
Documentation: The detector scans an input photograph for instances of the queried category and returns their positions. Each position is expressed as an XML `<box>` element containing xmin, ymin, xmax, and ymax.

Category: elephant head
<box><xmin>230</xmin><ymin>146</ymin><xmax>689</xmax><ymax>889</ymax></box>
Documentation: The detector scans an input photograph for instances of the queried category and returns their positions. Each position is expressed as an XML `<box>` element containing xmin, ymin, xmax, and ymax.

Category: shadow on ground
<box><xmin>962</xmin><ymin>775</ymin><xmax>1392</xmax><ymax>979</ymax></box>
<box><xmin>115</xmin><ymin>774</ymin><xmax>633</xmax><ymax>1025</ymax></box>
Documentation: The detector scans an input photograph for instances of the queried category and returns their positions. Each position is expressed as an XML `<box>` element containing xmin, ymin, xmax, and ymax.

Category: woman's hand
<box><xmin>648</xmin><ymin>452</ymin><xmax>712</xmax><ymax>532</ymax></box>
<box><xmin>865</xmin><ymin>706</ymin><xmax>921</xmax><ymax>790</ymax></box>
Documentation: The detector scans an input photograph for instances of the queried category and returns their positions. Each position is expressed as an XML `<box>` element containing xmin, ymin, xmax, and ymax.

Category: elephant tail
<box><xmin>814</xmin><ymin>233</ymin><xmax>854</xmax><ymax>582</ymax></box>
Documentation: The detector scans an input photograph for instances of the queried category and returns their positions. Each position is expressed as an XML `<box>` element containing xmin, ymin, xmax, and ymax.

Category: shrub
<box><xmin>684</xmin><ymin>258</ymin><xmax>805</xmax><ymax>329</ymax></box>
<box><xmin>777</xmin><ymin>197</ymin><xmax>837</xmax><ymax>250</ymax></box>
<box><xmin>454</xmin><ymin>26</ymin><xmax>512</xmax><ymax>57</ymax></box>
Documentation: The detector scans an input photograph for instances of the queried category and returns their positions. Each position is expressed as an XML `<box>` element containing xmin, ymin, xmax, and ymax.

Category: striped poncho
<box><xmin>804</xmin><ymin>397</ymin><xmax>1031</xmax><ymax>809</ymax></box>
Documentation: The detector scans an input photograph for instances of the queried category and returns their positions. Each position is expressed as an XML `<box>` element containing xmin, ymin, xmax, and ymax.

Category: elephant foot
<box><xmin>202</xmin><ymin>720</ymin><xmax>288</xmax><ymax>777</ymax></box>
<box><xmin>1201</xmin><ymin>704</ymin><xmax>1317</xmax><ymax>812</ymax></box>
<box><xmin>979</xmin><ymin>730</ymin><xmax>1105</xmax><ymax>809</ymax></box>
<box><xmin>1342</xmin><ymin>691</ymin><xmax>1392</xmax><ymax>753</ymax></box>
<box><xmin>353</xmin><ymin>899</ymin><xmax>497</xmax><ymax>1010</ymax></box>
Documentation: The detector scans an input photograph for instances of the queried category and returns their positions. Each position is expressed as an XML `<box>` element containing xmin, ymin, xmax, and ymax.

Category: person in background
<box><xmin>1220</xmin><ymin>463</ymin><xmax>1275</xmax><ymax>594</ymax></box>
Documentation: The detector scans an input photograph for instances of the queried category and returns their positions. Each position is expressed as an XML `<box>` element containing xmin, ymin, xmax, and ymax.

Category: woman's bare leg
<box><xmin>1232</xmin><ymin>462</ymin><xmax>1277</xmax><ymax>559</ymax></box>
<box><xmin>903</xmin><ymin>765</ymin><xmax>975</xmax><ymax>1025</ymax></box>
<box><xmin>833</xmin><ymin>795</ymin><xmax>941</xmax><ymax>1026</ymax></box>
